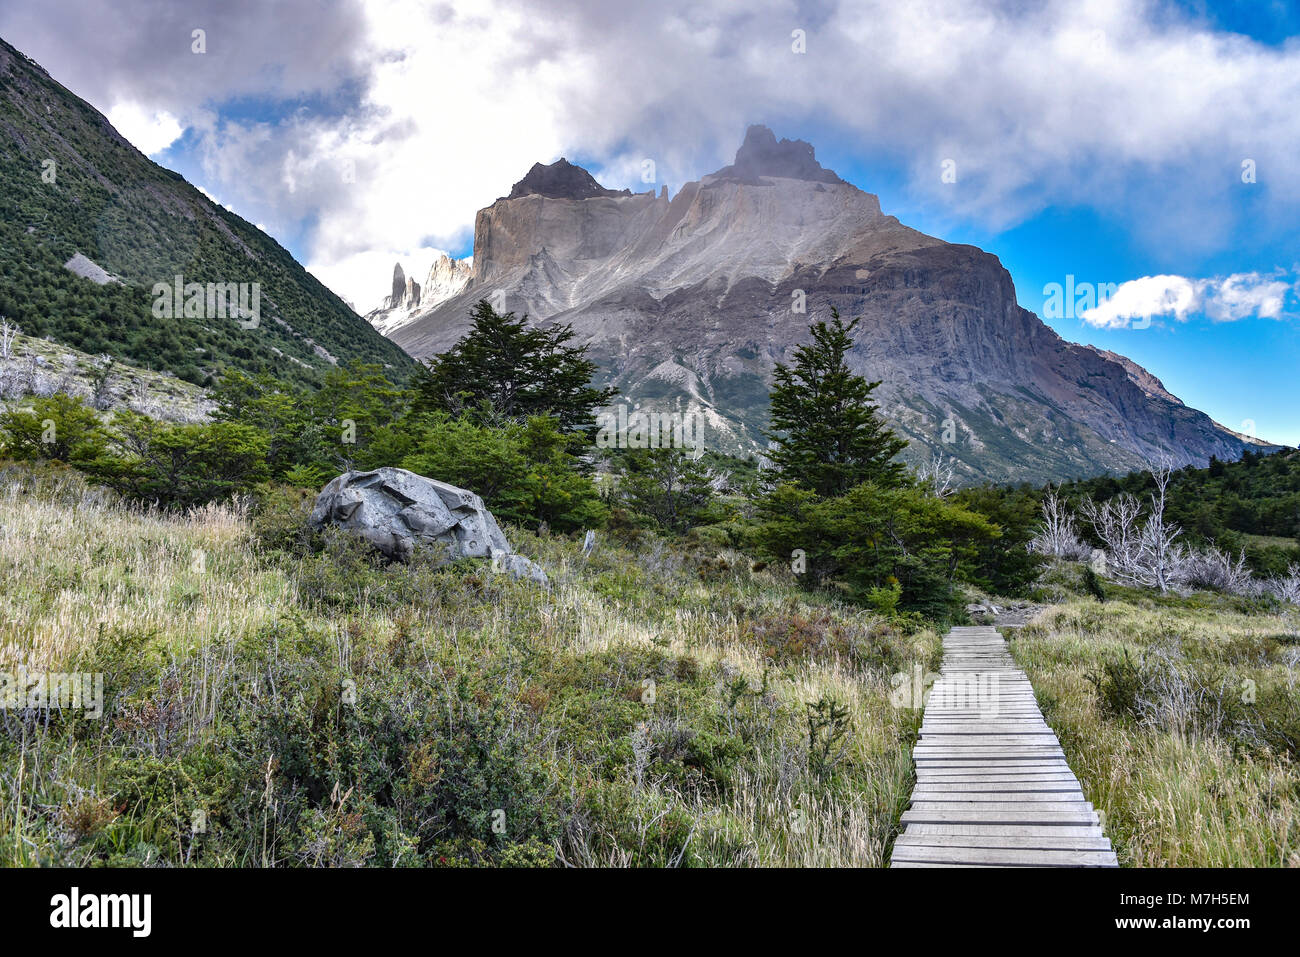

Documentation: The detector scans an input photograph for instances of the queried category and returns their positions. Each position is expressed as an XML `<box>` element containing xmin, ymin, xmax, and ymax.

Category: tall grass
<box><xmin>1012</xmin><ymin>564</ymin><xmax>1300</xmax><ymax>866</ymax></box>
<box><xmin>0</xmin><ymin>469</ymin><xmax>937</xmax><ymax>867</ymax></box>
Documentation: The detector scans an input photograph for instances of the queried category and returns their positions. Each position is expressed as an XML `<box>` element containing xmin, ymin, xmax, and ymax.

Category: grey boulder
<box><xmin>309</xmin><ymin>467</ymin><xmax>546</xmax><ymax>584</ymax></box>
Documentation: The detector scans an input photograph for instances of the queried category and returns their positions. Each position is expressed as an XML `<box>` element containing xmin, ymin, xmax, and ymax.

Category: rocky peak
<box><xmin>506</xmin><ymin>158</ymin><xmax>632</xmax><ymax>200</ymax></box>
<box><xmin>390</xmin><ymin>262</ymin><xmax>406</xmax><ymax>308</ymax></box>
<box><xmin>423</xmin><ymin>253</ymin><xmax>472</xmax><ymax>301</ymax></box>
<box><xmin>707</xmin><ymin>124</ymin><xmax>844</xmax><ymax>185</ymax></box>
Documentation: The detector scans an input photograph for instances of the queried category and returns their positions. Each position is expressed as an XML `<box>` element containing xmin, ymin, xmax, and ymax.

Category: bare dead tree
<box><xmin>1081</xmin><ymin>459</ymin><xmax>1185</xmax><ymax>592</ymax></box>
<box><xmin>0</xmin><ymin>318</ymin><xmax>19</xmax><ymax>360</ymax></box>
<box><xmin>1182</xmin><ymin>545</ymin><xmax>1253</xmax><ymax>593</ymax></box>
<box><xmin>916</xmin><ymin>451</ymin><xmax>956</xmax><ymax>498</ymax></box>
<box><xmin>1030</xmin><ymin>485</ymin><xmax>1090</xmax><ymax>558</ymax></box>
<box><xmin>1266</xmin><ymin>563</ymin><xmax>1300</xmax><ymax>605</ymax></box>
<box><xmin>1144</xmin><ymin>461</ymin><xmax>1183</xmax><ymax>592</ymax></box>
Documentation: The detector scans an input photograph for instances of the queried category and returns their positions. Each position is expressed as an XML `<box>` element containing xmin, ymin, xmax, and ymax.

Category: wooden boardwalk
<box><xmin>890</xmin><ymin>626</ymin><xmax>1118</xmax><ymax>867</ymax></box>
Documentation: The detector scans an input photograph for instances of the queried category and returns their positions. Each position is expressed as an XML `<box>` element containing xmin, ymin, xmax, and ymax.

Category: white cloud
<box><xmin>105</xmin><ymin>102</ymin><xmax>183</xmax><ymax>156</ymax></box>
<box><xmin>1205</xmin><ymin>273</ymin><xmax>1291</xmax><ymax>321</ymax></box>
<box><xmin>8</xmin><ymin>0</ymin><xmax>1300</xmax><ymax>307</ymax></box>
<box><xmin>308</xmin><ymin>245</ymin><xmax>453</xmax><ymax>315</ymax></box>
<box><xmin>1082</xmin><ymin>272</ymin><xmax>1295</xmax><ymax>327</ymax></box>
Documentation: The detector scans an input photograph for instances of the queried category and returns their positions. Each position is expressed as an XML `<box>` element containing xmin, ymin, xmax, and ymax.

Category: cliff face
<box><xmin>367</xmin><ymin>125</ymin><xmax>1269</xmax><ymax>483</ymax></box>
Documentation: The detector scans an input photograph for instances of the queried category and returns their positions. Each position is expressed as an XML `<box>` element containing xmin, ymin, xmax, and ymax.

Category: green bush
<box><xmin>752</xmin><ymin>481</ymin><xmax>999</xmax><ymax>616</ymax></box>
<box><xmin>0</xmin><ymin>392</ymin><xmax>108</xmax><ymax>464</ymax></box>
<box><xmin>401</xmin><ymin>411</ymin><xmax>605</xmax><ymax>533</ymax></box>
<box><xmin>87</xmin><ymin>411</ymin><xmax>269</xmax><ymax>508</ymax></box>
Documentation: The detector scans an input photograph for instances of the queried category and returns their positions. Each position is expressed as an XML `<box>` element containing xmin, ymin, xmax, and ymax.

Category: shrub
<box><xmin>87</xmin><ymin>413</ymin><xmax>268</xmax><ymax>509</ymax></box>
<box><xmin>401</xmin><ymin>411</ymin><xmax>605</xmax><ymax>533</ymax></box>
<box><xmin>752</xmin><ymin>481</ymin><xmax>999</xmax><ymax>616</ymax></box>
<box><xmin>0</xmin><ymin>392</ymin><xmax>108</xmax><ymax>464</ymax></box>
<box><xmin>1081</xmin><ymin>564</ymin><xmax>1107</xmax><ymax>602</ymax></box>
<box><xmin>611</xmin><ymin>448</ymin><xmax>719</xmax><ymax>533</ymax></box>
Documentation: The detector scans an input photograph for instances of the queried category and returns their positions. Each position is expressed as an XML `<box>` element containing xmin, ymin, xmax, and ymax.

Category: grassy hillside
<box><xmin>1014</xmin><ymin>564</ymin><xmax>1300</xmax><ymax>866</ymax></box>
<box><xmin>0</xmin><ymin>466</ymin><xmax>938</xmax><ymax>867</ymax></box>
<box><xmin>0</xmin><ymin>37</ymin><xmax>415</xmax><ymax>389</ymax></box>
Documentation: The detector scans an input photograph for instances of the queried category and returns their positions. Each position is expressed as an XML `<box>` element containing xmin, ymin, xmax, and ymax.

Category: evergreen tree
<box><xmin>766</xmin><ymin>309</ymin><xmax>907</xmax><ymax>496</ymax></box>
<box><xmin>412</xmin><ymin>299</ymin><xmax>616</xmax><ymax>435</ymax></box>
<box><xmin>615</xmin><ymin>448</ymin><xmax>718</xmax><ymax>533</ymax></box>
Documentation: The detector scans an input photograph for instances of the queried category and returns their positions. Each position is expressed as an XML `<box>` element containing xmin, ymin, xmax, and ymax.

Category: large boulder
<box><xmin>309</xmin><ymin>467</ymin><xmax>546</xmax><ymax>583</ymax></box>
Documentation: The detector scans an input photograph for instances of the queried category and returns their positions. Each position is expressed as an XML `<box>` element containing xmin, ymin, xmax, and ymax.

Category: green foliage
<box><xmin>610</xmin><ymin>448</ymin><xmax>720</xmax><ymax>533</ymax></box>
<box><xmin>805</xmin><ymin>695</ymin><xmax>852</xmax><ymax>781</ymax></box>
<box><xmin>952</xmin><ymin>483</ymin><xmax>1046</xmax><ymax>596</ymax></box>
<box><xmin>412</xmin><ymin>299</ymin><xmax>616</xmax><ymax>435</ymax></box>
<box><xmin>87</xmin><ymin>411</ymin><xmax>270</xmax><ymax>508</ymax></box>
<box><xmin>1082</xmin><ymin>564</ymin><xmax>1107</xmax><ymax>602</ymax></box>
<box><xmin>0</xmin><ymin>392</ymin><xmax>107</xmax><ymax>464</ymax></box>
<box><xmin>210</xmin><ymin>361</ymin><xmax>405</xmax><ymax>481</ymax></box>
<box><xmin>401</xmin><ymin>411</ymin><xmax>605</xmax><ymax>533</ymax></box>
<box><xmin>766</xmin><ymin>309</ymin><xmax>908</xmax><ymax>496</ymax></box>
<box><xmin>753</xmin><ymin>482</ymin><xmax>999</xmax><ymax>616</ymax></box>
<box><xmin>1086</xmin><ymin>650</ymin><xmax>1144</xmax><ymax>721</ymax></box>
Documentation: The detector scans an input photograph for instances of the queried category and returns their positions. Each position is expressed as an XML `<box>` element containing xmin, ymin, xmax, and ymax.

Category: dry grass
<box><xmin>1011</xmin><ymin>581</ymin><xmax>1300</xmax><ymax>867</ymax></box>
<box><xmin>0</xmin><ymin>486</ymin><xmax>291</xmax><ymax>671</ymax></box>
<box><xmin>0</xmin><ymin>475</ymin><xmax>938</xmax><ymax>867</ymax></box>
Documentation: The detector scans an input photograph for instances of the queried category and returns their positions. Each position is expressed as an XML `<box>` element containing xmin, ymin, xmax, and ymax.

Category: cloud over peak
<box><xmin>1082</xmin><ymin>271</ymin><xmax>1295</xmax><ymax>328</ymax></box>
<box><xmin>5</xmin><ymin>0</ymin><xmax>1300</xmax><ymax>308</ymax></box>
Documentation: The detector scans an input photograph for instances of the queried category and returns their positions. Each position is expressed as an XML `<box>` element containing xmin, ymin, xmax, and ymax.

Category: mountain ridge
<box><xmin>363</xmin><ymin>124</ymin><xmax>1276</xmax><ymax>482</ymax></box>
<box><xmin>0</xmin><ymin>35</ymin><xmax>415</xmax><ymax>389</ymax></box>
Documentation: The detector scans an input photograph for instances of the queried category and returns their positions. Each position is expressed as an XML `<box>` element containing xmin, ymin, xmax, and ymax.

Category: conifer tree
<box><xmin>766</xmin><ymin>308</ymin><xmax>907</xmax><ymax>496</ymax></box>
<box><xmin>412</xmin><ymin>299</ymin><xmax>616</xmax><ymax>435</ymax></box>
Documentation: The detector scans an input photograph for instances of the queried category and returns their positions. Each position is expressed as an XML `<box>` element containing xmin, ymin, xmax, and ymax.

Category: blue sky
<box><xmin>2</xmin><ymin>0</ymin><xmax>1297</xmax><ymax>445</ymax></box>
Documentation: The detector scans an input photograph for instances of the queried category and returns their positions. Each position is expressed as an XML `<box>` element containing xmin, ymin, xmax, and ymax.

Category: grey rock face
<box><xmin>370</xmin><ymin>128</ymin><xmax>1274</xmax><ymax>484</ymax></box>
<box><xmin>309</xmin><ymin>467</ymin><xmax>546</xmax><ymax>583</ymax></box>
<box><xmin>493</xmin><ymin>552</ymin><xmax>549</xmax><ymax>585</ymax></box>
<box><xmin>708</xmin><ymin>124</ymin><xmax>844</xmax><ymax>185</ymax></box>
<box><xmin>391</xmin><ymin>263</ymin><xmax>406</xmax><ymax>308</ymax></box>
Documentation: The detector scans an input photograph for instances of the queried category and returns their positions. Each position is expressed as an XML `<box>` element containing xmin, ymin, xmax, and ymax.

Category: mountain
<box><xmin>369</xmin><ymin>125</ymin><xmax>1273</xmax><ymax>483</ymax></box>
<box><xmin>370</xmin><ymin>254</ymin><xmax>471</xmax><ymax>337</ymax></box>
<box><xmin>0</xmin><ymin>36</ymin><xmax>414</xmax><ymax>389</ymax></box>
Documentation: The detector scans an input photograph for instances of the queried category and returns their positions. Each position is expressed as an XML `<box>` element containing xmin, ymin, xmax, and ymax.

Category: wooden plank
<box><xmin>891</xmin><ymin>845</ymin><xmax>1118</xmax><ymax>867</ymax></box>
<box><xmin>901</xmin><ymin>823</ymin><xmax>1105</xmax><ymax>837</ymax></box>
<box><xmin>900</xmin><ymin>810</ymin><xmax>1100</xmax><ymax>826</ymax></box>
<box><xmin>894</xmin><ymin>834</ymin><xmax>1116</xmax><ymax>851</ymax></box>
<box><xmin>911</xmin><ymin>791</ymin><xmax>1088</xmax><ymax>803</ymax></box>
<box><xmin>913</xmin><ymin>782</ymin><xmax>1082</xmax><ymax>792</ymax></box>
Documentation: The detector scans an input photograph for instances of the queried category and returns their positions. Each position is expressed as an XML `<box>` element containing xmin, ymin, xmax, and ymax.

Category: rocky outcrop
<box><xmin>507</xmin><ymin>158</ymin><xmax>632</xmax><ymax>200</ymax></box>
<box><xmin>309</xmin><ymin>467</ymin><xmax>547</xmax><ymax>583</ymax></box>
<box><xmin>706</xmin><ymin>124</ymin><xmax>844</xmax><ymax>186</ymax></box>
<box><xmin>422</xmin><ymin>253</ymin><xmax>471</xmax><ymax>305</ymax></box>
<box><xmin>366</xmin><ymin>127</ymin><xmax>1275</xmax><ymax>483</ymax></box>
<box><xmin>390</xmin><ymin>263</ymin><xmax>406</xmax><ymax>308</ymax></box>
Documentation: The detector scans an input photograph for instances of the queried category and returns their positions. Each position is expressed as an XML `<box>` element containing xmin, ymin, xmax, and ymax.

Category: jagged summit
<box><xmin>366</xmin><ymin>124</ymin><xmax>1265</xmax><ymax>481</ymax></box>
<box><xmin>506</xmin><ymin>158</ymin><xmax>632</xmax><ymax>200</ymax></box>
<box><xmin>707</xmin><ymin>124</ymin><xmax>844</xmax><ymax>185</ymax></box>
